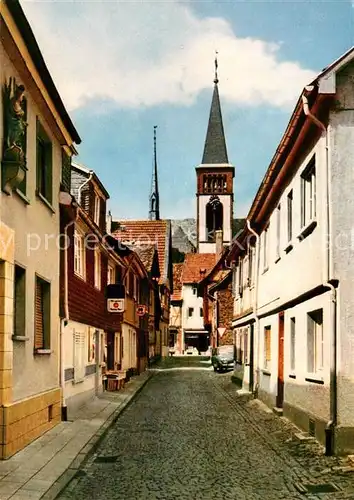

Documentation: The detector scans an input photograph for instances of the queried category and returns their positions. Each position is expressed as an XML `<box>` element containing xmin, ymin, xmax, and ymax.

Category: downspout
<box><xmin>246</xmin><ymin>220</ymin><xmax>260</xmax><ymax>396</ymax></box>
<box><xmin>60</xmin><ymin>208</ymin><xmax>78</xmax><ymax>421</ymax></box>
<box><xmin>77</xmin><ymin>170</ymin><xmax>94</xmax><ymax>206</ymax></box>
<box><xmin>302</xmin><ymin>92</ymin><xmax>337</xmax><ymax>455</ymax></box>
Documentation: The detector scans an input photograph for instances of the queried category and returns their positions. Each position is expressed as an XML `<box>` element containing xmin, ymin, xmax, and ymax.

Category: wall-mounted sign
<box><xmin>217</xmin><ymin>327</ymin><xmax>226</xmax><ymax>338</ymax></box>
<box><xmin>106</xmin><ymin>284</ymin><xmax>125</xmax><ymax>299</ymax></box>
<box><xmin>137</xmin><ymin>305</ymin><xmax>147</xmax><ymax>316</ymax></box>
<box><xmin>107</xmin><ymin>299</ymin><xmax>125</xmax><ymax>313</ymax></box>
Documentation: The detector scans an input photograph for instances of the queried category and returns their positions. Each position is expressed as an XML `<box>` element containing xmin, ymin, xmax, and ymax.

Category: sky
<box><xmin>21</xmin><ymin>0</ymin><xmax>354</xmax><ymax>220</ymax></box>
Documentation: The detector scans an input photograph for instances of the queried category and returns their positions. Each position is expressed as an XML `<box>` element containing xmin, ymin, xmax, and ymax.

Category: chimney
<box><xmin>106</xmin><ymin>210</ymin><xmax>112</xmax><ymax>234</ymax></box>
<box><xmin>215</xmin><ymin>230</ymin><xmax>223</xmax><ymax>256</ymax></box>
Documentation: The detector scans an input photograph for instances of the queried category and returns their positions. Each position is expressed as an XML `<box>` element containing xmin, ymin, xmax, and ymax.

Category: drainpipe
<box><xmin>77</xmin><ymin>170</ymin><xmax>94</xmax><ymax>206</ymax></box>
<box><xmin>246</xmin><ymin>220</ymin><xmax>260</xmax><ymax>396</ymax></box>
<box><xmin>60</xmin><ymin>201</ymin><xmax>79</xmax><ymax>421</ymax></box>
<box><xmin>302</xmin><ymin>92</ymin><xmax>337</xmax><ymax>455</ymax></box>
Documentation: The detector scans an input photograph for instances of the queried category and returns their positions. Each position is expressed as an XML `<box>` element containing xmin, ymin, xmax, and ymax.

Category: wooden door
<box><xmin>107</xmin><ymin>331</ymin><xmax>115</xmax><ymax>370</ymax></box>
<box><xmin>277</xmin><ymin>312</ymin><xmax>284</xmax><ymax>408</ymax></box>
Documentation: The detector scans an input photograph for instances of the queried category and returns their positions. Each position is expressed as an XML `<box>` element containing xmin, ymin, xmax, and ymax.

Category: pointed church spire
<box><xmin>149</xmin><ymin>125</ymin><xmax>160</xmax><ymax>220</ymax></box>
<box><xmin>202</xmin><ymin>53</ymin><xmax>229</xmax><ymax>164</ymax></box>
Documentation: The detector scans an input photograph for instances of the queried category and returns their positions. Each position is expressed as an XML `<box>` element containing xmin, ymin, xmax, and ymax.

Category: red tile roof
<box><xmin>112</xmin><ymin>220</ymin><xmax>170</xmax><ymax>286</ymax></box>
<box><xmin>181</xmin><ymin>253</ymin><xmax>216</xmax><ymax>284</ymax></box>
<box><xmin>171</xmin><ymin>263</ymin><xmax>183</xmax><ymax>301</ymax></box>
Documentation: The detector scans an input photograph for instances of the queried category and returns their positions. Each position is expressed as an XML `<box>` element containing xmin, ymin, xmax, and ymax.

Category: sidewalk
<box><xmin>0</xmin><ymin>371</ymin><xmax>153</xmax><ymax>500</ymax></box>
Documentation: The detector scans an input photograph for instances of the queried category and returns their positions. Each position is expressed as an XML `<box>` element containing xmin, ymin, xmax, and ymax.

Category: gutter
<box><xmin>302</xmin><ymin>91</ymin><xmax>337</xmax><ymax>456</ymax></box>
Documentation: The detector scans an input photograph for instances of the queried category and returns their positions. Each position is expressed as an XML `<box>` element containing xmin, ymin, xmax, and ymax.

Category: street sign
<box><xmin>217</xmin><ymin>327</ymin><xmax>226</xmax><ymax>337</ymax></box>
<box><xmin>107</xmin><ymin>299</ymin><xmax>125</xmax><ymax>313</ymax></box>
<box><xmin>137</xmin><ymin>305</ymin><xmax>147</xmax><ymax>316</ymax></box>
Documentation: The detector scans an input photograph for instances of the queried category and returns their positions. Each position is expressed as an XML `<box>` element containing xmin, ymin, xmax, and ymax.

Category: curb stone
<box><xmin>41</xmin><ymin>372</ymin><xmax>154</xmax><ymax>500</ymax></box>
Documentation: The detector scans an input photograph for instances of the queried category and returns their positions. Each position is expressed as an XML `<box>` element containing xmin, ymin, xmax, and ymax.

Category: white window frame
<box><xmin>264</xmin><ymin>326</ymin><xmax>271</xmax><ymax>370</ymax></box>
<box><xmin>287</xmin><ymin>190</ymin><xmax>293</xmax><ymax>243</ymax></box>
<box><xmin>307</xmin><ymin>309</ymin><xmax>323</xmax><ymax>375</ymax></box>
<box><xmin>94</xmin><ymin>193</ymin><xmax>100</xmax><ymax>226</ymax></box>
<box><xmin>301</xmin><ymin>157</ymin><xmax>316</xmax><ymax>228</ymax></box>
<box><xmin>94</xmin><ymin>247</ymin><xmax>101</xmax><ymax>289</ymax></box>
<box><xmin>74</xmin><ymin>330</ymin><xmax>86</xmax><ymax>383</ymax></box>
<box><xmin>107</xmin><ymin>263</ymin><xmax>115</xmax><ymax>285</ymax></box>
<box><xmin>74</xmin><ymin>229</ymin><xmax>85</xmax><ymax>279</ymax></box>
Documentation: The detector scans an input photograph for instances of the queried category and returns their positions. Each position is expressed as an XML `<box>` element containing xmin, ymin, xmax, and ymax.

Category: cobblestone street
<box><xmin>59</xmin><ymin>363</ymin><xmax>354</xmax><ymax>500</ymax></box>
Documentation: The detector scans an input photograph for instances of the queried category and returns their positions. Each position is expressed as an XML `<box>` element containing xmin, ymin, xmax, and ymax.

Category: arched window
<box><xmin>206</xmin><ymin>195</ymin><xmax>223</xmax><ymax>242</ymax></box>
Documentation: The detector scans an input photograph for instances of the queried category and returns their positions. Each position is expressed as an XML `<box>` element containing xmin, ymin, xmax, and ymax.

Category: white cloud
<box><xmin>21</xmin><ymin>0</ymin><xmax>316</xmax><ymax>111</ymax></box>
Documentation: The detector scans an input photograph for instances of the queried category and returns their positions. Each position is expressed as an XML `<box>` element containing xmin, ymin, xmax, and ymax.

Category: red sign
<box><xmin>107</xmin><ymin>299</ymin><xmax>125</xmax><ymax>313</ymax></box>
<box><xmin>137</xmin><ymin>305</ymin><xmax>147</xmax><ymax>316</ymax></box>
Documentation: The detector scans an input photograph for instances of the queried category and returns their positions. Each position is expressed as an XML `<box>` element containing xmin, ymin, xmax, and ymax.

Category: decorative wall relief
<box><xmin>2</xmin><ymin>77</ymin><xmax>28</xmax><ymax>194</ymax></box>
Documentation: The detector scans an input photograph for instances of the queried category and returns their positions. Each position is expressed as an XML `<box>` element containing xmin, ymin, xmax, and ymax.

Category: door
<box><xmin>276</xmin><ymin>312</ymin><xmax>284</xmax><ymax>408</ymax></box>
<box><xmin>107</xmin><ymin>331</ymin><xmax>115</xmax><ymax>370</ymax></box>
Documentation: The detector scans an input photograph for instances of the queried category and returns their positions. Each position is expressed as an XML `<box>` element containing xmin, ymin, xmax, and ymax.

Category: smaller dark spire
<box><xmin>149</xmin><ymin>125</ymin><xmax>160</xmax><ymax>220</ymax></box>
<box><xmin>214</xmin><ymin>50</ymin><xmax>219</xmax><ymax>84</ymax></box>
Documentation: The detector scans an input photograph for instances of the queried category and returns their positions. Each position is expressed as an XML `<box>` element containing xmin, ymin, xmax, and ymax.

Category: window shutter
<box><xmin>81</xmin><ymin>184</ymin><xmax>90</xmax><ymax>212</ymax></box>
<box><xmin>307</xmin><ymin>315</ymin><xmax>314</xmax><ymax>373</ymax></box>
<box><xmin>61</xmin><ymin>149</ymin><xmax>71</xmax><ymax>192</ymax></box>
<box><xmin>35</xmin><ymin>280</ymin><xmax>44</xmax><ymax>349</ymax></box>
<box><xmin>46</xmin><ymin>141</ymin><xmax>53</xmax><ymax>204</ymax></box>
<box><xmin>99</xmin><ymin>199</ymin><xmax>106</xmax><ymax>232</ymax></box>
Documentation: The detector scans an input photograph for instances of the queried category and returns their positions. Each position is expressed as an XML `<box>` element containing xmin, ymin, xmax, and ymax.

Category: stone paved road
<box><xmin>59</xmin><ymin>368</ymin><xmax>354</xmax><ymax>500</ymax></box>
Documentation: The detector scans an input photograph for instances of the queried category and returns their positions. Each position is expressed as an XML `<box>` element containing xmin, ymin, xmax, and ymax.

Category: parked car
<box><xmin>185</xmin><ymin>346</ymin><xmax>199</xmax><ymax>355</ymax></box>
<box><xmin>211</xmin><ymin>345</ymin><xmax>234</xmax><ymax>372</ymax></box>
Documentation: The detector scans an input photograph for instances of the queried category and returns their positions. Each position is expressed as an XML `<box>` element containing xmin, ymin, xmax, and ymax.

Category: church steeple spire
<box><xmin>149</xmin><ymin>125</ymin><xmax>160</xmax><ymax>220</ymax></box>
<box><xmin>202</xmin><ymin>53</ymin><xmax>228</xmax><ymax>164</ymax></box>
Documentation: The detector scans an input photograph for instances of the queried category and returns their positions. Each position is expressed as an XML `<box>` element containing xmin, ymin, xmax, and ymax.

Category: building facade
<box><xmin>228</xmin><ymin>47</ymin><xmax>354</xmax><ymax>455</ymax></box>
<box><xmin>0</xmin><ymin>0</ymin><xmax>81</xmax><ymax>458</ymax></box>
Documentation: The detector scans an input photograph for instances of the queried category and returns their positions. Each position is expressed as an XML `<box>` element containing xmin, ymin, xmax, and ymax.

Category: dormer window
<box><xmin>94</xmin><ymin>194</ymin><xmax>100</xmax><ymax>226</ymax></box>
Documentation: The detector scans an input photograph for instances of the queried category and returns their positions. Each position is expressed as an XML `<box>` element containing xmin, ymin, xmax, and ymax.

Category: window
<box><xmin>188</xmin><ymin>307</ymin><xmax>194</xmax><ymax>318</ymax></box>
<box><xmin>238</xmin><ymin>259</ymin><xmax>243</xmax><ymax>295</ymax></box>
<box><xmin>263</xmin><ymin>227</ymin><xmax>269</xmax><ymax>271</ymax></box>
<box><xmin>74</xmin><ymin>230</ymin><xmax>85</xmax><ymax>278</ymax></box>
<box><xmin>116</xmin><ymin>265</ymin><xmax>122</xmax><ymax>284</ymax></box>
<box><xmin>200</xmin><ymin>307</ymin><xmax>203</xmax><ymax>318</ymax></box>
<box><xmin>94</xmin><ymin>194</ymin><xmax>100</xmax><ymax>226</ymax></box>
<box><xmin>276</xmin><ymin>204</ymin><xmax>281</xmax><ymax>259</ymax></box>
<box><xmin>94</xmin><ymin>248</ymin><xmax>101</xmax><ymax>289</ymax></box>
<box><xmin>232</xmin><ymin>265</ymin><xmax>237</xmax><ymax>296</ymax></box>
<box><xmin>107</xmin><ymin>263</ymin><xmax>115</xmax><ymax>285</ymax></box>
<box><xmin>290</xmin><ymin>317</ymin><xmax>296</xmax><ymax>372</ymax></box>
<box><xmin>128</xmin><ymin>271</ymin><xmax>134</xmax><ymax>296</ymax></box>
<box><xmin>264</xmin><ymin>326</ymin><xmax>271</xmax><ymax>370</ymax></box>
<box><xmin>287</xmin><ymin>190</ymin><xmax>293</xmax><ymax>242</ymax></box>
<box><xmin>36</xmin><ymin>119</ymin><xmax>52</xmax><ymax>204</ymax></box>
<box><xmin>74</xmin><ymin>330</ymin><xmax>85</xmax><ymax>383</ymax></box>
<box><xmin>192</xmin><ymin>286</ymin><xmax>197</xmax><ymax>295</ymax></box>
<box><xmin>301</xmin><ymin>156</ymin><xmax>316</xmax><ymax>228</ymax></box>
<box><xmin>133</xmin><ymin>275</ymin><xmax>138</xmax><ymax>301</ymax></box>
<box><xmin>34</xmin><ymin>276</ymin><xmax>50</xmax><ymax>350</ymax></box>
<box><xmin>14</xmin><ymin>265</ymin><xmax>26</xmax><ymax>337</ymax></box>
<box><xmin>307</xmin><ymin>309</ymin><xmax>323</xmax><ymax>374</ymax></box>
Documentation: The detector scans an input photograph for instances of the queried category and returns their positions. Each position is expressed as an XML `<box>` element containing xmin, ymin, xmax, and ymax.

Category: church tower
<box><xmin>196</xmin><ymin>56</ymin><xmax>234</xmax><ymax>253</ymax></box>
<box><xmin>149</xmin><ymin>125</ymin><xmax>160</xmax><ymax>221</ymax></box>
